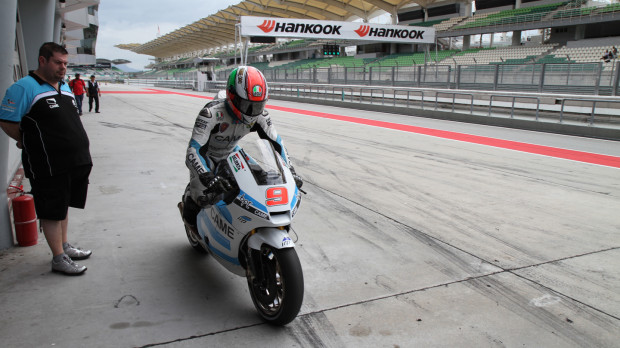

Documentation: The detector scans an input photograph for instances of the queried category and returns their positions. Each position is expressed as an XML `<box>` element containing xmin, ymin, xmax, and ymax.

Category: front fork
<box><xmin>244</xmin><ymin>227</ymin><xmax>294</xmax><ymax>291</ymax></box>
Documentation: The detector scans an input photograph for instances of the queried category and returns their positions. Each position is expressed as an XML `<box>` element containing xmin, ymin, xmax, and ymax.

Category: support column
<box><xmin>0</xmin><ymin>1</ymin><xmax>18</xmax><ymax>90</ymax></box>
<box><xmin>53</xmin><ymin>13</ymin><xmax>62</xmax><ymax>44</ymax></box>
<box><xmin>18</xmin><ymin>0</ymin><xmax>55</xmax><ymax>71</ymax></box>
<box><xmin>465</xmin><ymin>0</ymin><xmax>472</xmax><ymax>16</ymax></box>
<box><xmin>0</xmin><ymin>0</ymin><xmax>19</xmax><ymax>250</ymax></box>
<box><xmin>463</xmin><ymin>1</ymin><xmax>473</xmax><ymax>51</ymax></box>
<box><xmin>512</xmin><ymin>30</ymin><xmax>522</xmax><ymax>46</ymax></box>
<box><xmin>574</xmin><ymin>24</ymin><xmax>586</xmax><ymax>40</ymax></box>
<box><xmin>463</xmin><ymin>35</ymin><xmax>471</xmax><ymax>50</ymax></box>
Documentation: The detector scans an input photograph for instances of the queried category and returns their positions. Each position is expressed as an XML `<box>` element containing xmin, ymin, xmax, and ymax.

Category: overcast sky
<box><xmin>96</xmin><ymin>0</ymin><xmax>241</xmax><ymax>70</ymax></box>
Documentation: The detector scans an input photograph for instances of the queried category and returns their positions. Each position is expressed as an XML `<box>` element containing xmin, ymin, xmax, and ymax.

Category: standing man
<box><xmin>0</xmin><ymin>42</ymin><xmax>93</xmax><ymax>275</ymax></box>
<box><xmin>69</xmin><ymin>73</ymin><xmax>86</xmax><ymax>115</ymax></box>
<box><xmin>86</xmin><ymin>75</ymin><xmax>101</xmax><ymax>113</ymax></box>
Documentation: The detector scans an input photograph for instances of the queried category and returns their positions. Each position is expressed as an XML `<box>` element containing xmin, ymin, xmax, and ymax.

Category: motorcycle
<box><xmin>178</xmin><ymin>139</ymin><xmax>304</xmax><ymax>325</ymax></box>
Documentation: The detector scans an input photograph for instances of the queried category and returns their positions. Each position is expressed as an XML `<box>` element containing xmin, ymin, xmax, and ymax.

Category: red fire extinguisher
<box><xmin>9</xmin><ymin>185</ymin><xmax>38</xmax><ymax>247</ymax></box>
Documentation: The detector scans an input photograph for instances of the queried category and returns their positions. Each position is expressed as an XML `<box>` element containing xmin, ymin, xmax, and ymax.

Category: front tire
<box><xmin>247</xmin><ymin>246</ymin><xmax>304</xmax><ymax>325</ymax></box>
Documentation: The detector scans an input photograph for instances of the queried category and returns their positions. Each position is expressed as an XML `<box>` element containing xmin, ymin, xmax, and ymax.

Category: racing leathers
<box><xmin>184</xmin><ymin>97</ymin><xmax>292</xmax><ymax>220</ymax></box>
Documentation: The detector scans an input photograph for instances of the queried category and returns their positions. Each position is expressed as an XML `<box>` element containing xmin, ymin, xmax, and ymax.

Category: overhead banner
<box><xmin>240</xmin><ymin>16</ymin><xmax>435</xmax><ymax>44</ymax></box>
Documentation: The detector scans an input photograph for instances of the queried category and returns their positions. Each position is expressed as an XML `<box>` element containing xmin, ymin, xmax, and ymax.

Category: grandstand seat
<box><xmin>453</xmin><ymin>2</ymin><xmax>566</xmax><ymax>29</ymax></box>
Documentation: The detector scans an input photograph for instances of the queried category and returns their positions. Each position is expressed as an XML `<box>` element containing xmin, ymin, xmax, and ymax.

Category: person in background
<box><xmin>0</xmin><ymin>42</ymin><xmax>93</xmax><ymax>275</ymax></box>
<box><xmin>86</xmin><ymin>75</ymin><xmax>101</xmax><ymax>113</ymax></box>
<box><xmin>69</xmin><ymin>73</ymin><xmax>86</xmax><ymax>115</ymax></box>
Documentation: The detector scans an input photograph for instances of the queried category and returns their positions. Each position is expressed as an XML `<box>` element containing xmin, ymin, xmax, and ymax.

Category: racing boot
<box><xmin>178</xmin><ymin>194</ymin><xmax>200</xmax><ymax>241</ymax></box>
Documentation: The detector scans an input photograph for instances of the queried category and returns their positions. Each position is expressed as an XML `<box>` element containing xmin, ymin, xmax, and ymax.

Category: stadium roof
<box><xmin>116</xmin><ymin>0</ymin><xmax>442</xmax><ymax>58</ymax></box>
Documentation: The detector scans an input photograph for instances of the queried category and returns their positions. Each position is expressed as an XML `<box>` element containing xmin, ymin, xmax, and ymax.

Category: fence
<box><xmin>215</xmin><ymin>61</ymin><xmax>620</xmax><ymax>96</ymax></box>
<box><xmin>201</xmin><ymin>81</ymin><xmax>620</xmax><ymax>127</ymax></box>
<box><xmin>126</xmin><ymin>79</ymin><xmax>196</xmax><ymax>89</ymax></box>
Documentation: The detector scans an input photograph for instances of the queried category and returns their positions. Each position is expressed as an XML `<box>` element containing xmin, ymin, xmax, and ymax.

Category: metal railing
<box><xmin>559</xmin><ymin>98</ymin><xmax>620</xmax><ymax>125</ymax></box>
<box><xmin>126</xmin><ymin>79</ymin><xmax>196</xmax><ymax>89</ymax></box>
<box><xmin>259</xmin><ymin>83</ymin><xmax>618</xmax><ymax>126</ymax></box>
<box><xmin>445</xmin><ymin>4</ymin><xmax>620</xmax><ymax>34</ymax></box>
<box><xmin>488</xmin><ymin>95</ymin><xmax>541</xmax><ymax>120</ymax></box>
<box><xmin>437</xmin><ymin>92</ymin><xmax>475</xmax><ymax>114</ymax></box>
<box><xmin>215</xmin><ymin>61</ymin><xmax>620</xmax><ymax>96</ymax></box>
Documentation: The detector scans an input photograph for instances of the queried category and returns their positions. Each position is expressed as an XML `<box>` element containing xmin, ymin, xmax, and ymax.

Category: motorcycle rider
<box><xmin>180</xmin><ymin>66</ymin><xmax>302</xmax><ymax>234</ymax></box>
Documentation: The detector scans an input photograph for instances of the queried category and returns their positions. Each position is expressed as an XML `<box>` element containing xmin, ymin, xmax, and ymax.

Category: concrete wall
<box><xmin>0</xmin><ymin>0</ymin><xmax>62</xmax><ymax>249</ymax></box>
<box><xmin>18</xmin><ymin>0</ymin><xmax>55</xmax><ymax>71</ymax></box>
<box><xmin>0</xmin><ymin>0</ymin><xmax>20</xmax><ymax>250</ymax></box>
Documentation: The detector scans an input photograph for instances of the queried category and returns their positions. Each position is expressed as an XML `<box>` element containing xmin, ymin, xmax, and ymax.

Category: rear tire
<box><xmin>179</xmin><ymin>200</ymin><xmax>207</xmax><ymax>254</ymax></box>
<box><xmin>184</xmin><ymin>224</ymin><xmax>207</xmax><ymax>254</ymax></box>
<box><xmin>247</xmin><ymin>246</ymin><xmax>304</xmax><ymax>325</ymax></box>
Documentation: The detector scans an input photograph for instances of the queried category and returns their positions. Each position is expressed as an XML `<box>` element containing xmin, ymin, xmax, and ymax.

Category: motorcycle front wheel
<box><xmin>247</xmin><ymin>246</ymin><xmax>304</xmax><ymax>325</ymax></box>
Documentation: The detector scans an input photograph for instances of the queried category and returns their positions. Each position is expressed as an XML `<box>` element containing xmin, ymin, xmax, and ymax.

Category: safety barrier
<box><xmin>200</xmin><ymin>82</ymin><xmax>618</xmax><ymax>126</ymax></box>
<box><xmin>488</xmin><ymin>95</ymin><xmax>541</xmax><ymax>120</ymax></box>
<box><xmin>216</xmin><ymin>61</ymin><xmax>620</xmax><ymax>96</ymax></box>
<box><xmin>559</xmin><ymin>98</ymin><xmax>620</xmax><ymax>125</ymax></box>
<box><xmin>126</xmin><ymin>79</ymin><xmax>195</xmax><ymax>89</ymax></box>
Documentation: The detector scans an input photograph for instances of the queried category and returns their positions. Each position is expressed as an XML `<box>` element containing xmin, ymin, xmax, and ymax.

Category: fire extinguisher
<box><xmin>9</xmin><ymin>185</ymin><xmax>38</xmax><ymax>247</ymax></box>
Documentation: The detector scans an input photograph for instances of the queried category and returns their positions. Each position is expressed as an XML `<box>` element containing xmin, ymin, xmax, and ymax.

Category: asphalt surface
<box><xmin>1</xmin><ymin>84</ymin><xmax>619</xmax><ymax>347</ymax></box>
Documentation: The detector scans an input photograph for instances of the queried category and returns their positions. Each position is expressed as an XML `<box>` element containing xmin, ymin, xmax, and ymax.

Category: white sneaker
<box><xmin>52</xmin><ymin>254</ymin><xmax>86</xmax><ymax>275</ymax></box>
<box><xmin>63</xmin><ymin>242</ymin><xmax>92</xmax><ymax>260</ymax></box>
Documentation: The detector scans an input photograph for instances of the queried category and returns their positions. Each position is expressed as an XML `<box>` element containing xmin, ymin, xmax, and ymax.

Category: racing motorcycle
<box><xmin>178</xmin><ymin>139</ymin><xmax>304</xmax><ymax>325</ymax></box>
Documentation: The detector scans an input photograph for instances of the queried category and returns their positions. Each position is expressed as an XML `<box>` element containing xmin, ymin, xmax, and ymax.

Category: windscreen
<box><xmin>244</xmin><ymin>139</ymin><xmax>286</xmax><ymax>186</ymax></box>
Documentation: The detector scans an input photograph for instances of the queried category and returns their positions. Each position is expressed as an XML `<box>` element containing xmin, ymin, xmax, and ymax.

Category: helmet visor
<box><xmin>234</xmin><ymin>98</ymin><xmax>267</xmax><ymax>117</ymax></box>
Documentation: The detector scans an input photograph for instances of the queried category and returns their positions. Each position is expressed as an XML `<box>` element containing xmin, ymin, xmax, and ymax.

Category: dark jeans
<box><xmin>89</xmin><ymin>95</ymin><xmax>99</xmax><ymax>112</ymax></box>
<box><xmin>75</xmin><ymin>94</ymin><xmax>84</xmax><ymax>114</ymax></box>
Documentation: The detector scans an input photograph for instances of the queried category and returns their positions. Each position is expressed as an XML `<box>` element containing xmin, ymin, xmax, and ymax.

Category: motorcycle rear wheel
<box><xmin>184</xmin><ymin>224</ymin><xmax>207</xmax><ymax>254</ymax></box>
<box><xmin>247</xmin><ymin>246</ymin><xmax>304</xmax><ymax>325</ymax></box>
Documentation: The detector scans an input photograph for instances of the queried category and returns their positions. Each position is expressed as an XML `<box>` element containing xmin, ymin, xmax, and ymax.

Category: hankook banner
<box><xmin>240</xmin><ymin>16</ymin><xmax>435</xmax><ymax>44</ymax></box>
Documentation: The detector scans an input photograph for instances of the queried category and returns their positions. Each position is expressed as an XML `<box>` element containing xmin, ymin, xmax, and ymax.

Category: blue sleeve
<box><xmin>60</xmin><ymin>81</ymin><xmax>73</xmax><ymax>94</ymax></box>
<box><xmin>0</xmin><ymin>83</ymin><xmax>30</xmax><ymax>123</ymax></box>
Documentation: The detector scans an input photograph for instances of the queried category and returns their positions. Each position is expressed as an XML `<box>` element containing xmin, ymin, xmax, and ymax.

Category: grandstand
<box><xmin>453</xmin><ymin>2</ymin><xmax>567</xmax><ymax>30</ymax></box>
<box><xmin>66</xmin><ymin>66</ymin><xmax>129</xmax><ymax>82</ymax></box>
<box><xmin>552</xmin><ymin>45</ymin><xmax>618</xmax><ymax>64</ymax></box>
<box><xmin>123</xmin><ymin>0</ymin><xmax>620</xmax><ymax>96</ymax></box>
<box><xmin>449</xmin><ymin>44</ymin><xmax>558</xmax><ymax>65</ymax></box>
<box><xmin>367</xmin><ymin>50</ymin><xmax>460</xmax><ymax>67</ymax></box>
<box><xmin>66</xmin><ymin>58</ymin><xmax>135</xmax><ymax>82</ymax></box>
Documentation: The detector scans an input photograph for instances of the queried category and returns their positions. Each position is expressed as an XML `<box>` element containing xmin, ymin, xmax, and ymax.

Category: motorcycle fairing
<box><xmin>290</xmin><ymin>187</ymin><xmax>301</xmax><ymax>218</ymax></box>
<box><xmin>234</xmin><ymin>190</ymin><xmax>269</xmax><ymax>220</ymax></box>
<box><xmin>215</xmin><ymin>201</ymin><xmax>233</xmax><ymax>223</ymax></box>
<box><xmin>197</xmin><ymin>208</ymin><xmax>240</xmax><ymax>266</ymax></box>
<box><xmin>248</xmin><ymin>227</ymin><xmax>295</xmax><ymax>250</ymax></box>
<box><xmin>196</xmin><ymin>143</ymin><xmax>298</xmax><ymax>276</ymax></box>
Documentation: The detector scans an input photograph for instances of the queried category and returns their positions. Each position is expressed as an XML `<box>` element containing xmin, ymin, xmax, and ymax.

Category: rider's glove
<box><xmin>198</xmin><ymin>172</ymin><xmax>215</xmax><ymax>187</ymax></box>
<box><xmin>198</xmin><ymin>173</ymin><xmax>232</xmax><ymax>206</ymax></box>
<box><xmin>199</xmin><ymin>173</ymin><xmax>231</xmax><ymax>193</ymax></box>
<box><xmin>197</xmin><ymin>192</ymin><xmax>218</xmax><ymax>207</ymax></box>
<box><xmin>289</xmin><ymin>166</ymin><xmax>303</xmax><ymax>189</ymax></box>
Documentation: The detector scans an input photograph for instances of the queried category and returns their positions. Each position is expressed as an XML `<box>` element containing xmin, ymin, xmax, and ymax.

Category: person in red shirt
<box><xmin>69</xmin><ymin>73</ymin><xmax>86</xmax><ymax>115</ymax></box>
